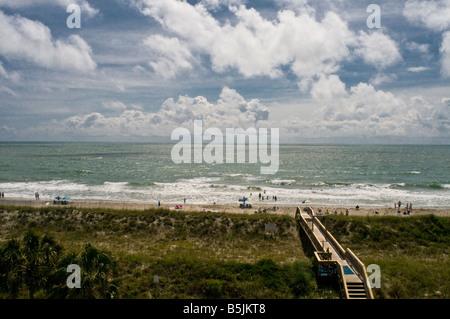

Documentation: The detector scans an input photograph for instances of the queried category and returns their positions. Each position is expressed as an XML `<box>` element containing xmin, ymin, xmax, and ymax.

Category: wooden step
<box><xmin>346</xmin><ymin>282</ymin><xmax>366</xmax><ymax>299</ymax></box>
<box><xmin>347</xmin><ymin>282</ymin><xmax>364</xmax><ymax>286</ymax></box>
<box><xmin>348</xmin><ymin>289</ymin><xmax>365</xmax><ymax>293</ymax></box>
<box><xmin>348</xmin><ymin>294</ymin><xmax>367</xmax><ymax>299</ymax></box>
<box><xmin>348</xmin><ymin>294</ymin><xmax>367</xmax><ymax>298</ymax></box>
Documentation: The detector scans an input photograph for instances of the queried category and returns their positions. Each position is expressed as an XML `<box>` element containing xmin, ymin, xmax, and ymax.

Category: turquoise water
<box><xmin>0</xmin><ymin>142</ymin><xmax>449</xmax><ymax>207</ymax></box>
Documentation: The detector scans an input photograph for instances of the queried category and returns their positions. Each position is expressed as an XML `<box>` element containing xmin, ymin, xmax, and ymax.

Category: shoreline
<box><xmin>1</xmin><ymin>197</ymin><xmax>449</xmax><ymax>218</ymax></box>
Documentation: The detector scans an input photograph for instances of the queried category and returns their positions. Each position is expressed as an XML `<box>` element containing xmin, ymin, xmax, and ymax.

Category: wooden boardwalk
<box><xmin>296</xmin><ymin>207</ymin><xmax>374</xmax><ymax>299</ymax></box>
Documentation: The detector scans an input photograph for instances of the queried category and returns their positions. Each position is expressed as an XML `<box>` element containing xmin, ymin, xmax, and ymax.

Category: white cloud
<box><xmin>199</xmin><ymin>0</ymin><xmax>244</xmax><ymax>10</ymax></box>
<box><xmin>143</xmin><ymin>34</ymin><xmax>196</xmax><ymax>79</ymax></box>
<box><xmin>442</xmin><ymin>97</ymin><xmax>450</xmax><ymax>107</ymax></box>
<box><xmin>402</xmin><ymin>1</ymin><xmax>450</xmax><ymax>80</ymax></box>
<box><xmin>405</xmin><ymin>41</ymin><xmax>430</xmax><ymax>54</ymax></box>
<box><xmin>406</xmin><ymin>66</ymin><xmax>430</xmax><ymax>72</ymax></box>
<box><xmin>0</xmin><ymin>125</ymin><xmax>17</xmax><ymax>136</ymax></box>
<box><xmin>136</xmin><ymin>0</ymin><xmax>354</xmax><ymax>82</ymax></box>
<box><xmin>405</xmin><ymin>41</ymin><xmax>433</xmax><ymax>61</ymax></box>
<box><xmin>310</xmin><ymin>74</ymin><xmax>347</xmax><ymax>102</ymax></box>
<box><xmin>323</xmin><ymin>82</ymin><xmax>405</xmax><ymax>122</ymax></box>
<box><xmin>0</xmin><ymin>61</ymin><xmax>20</xmax><ymax>82</ymax></box>
<box><xmin>102</xmin><ymin>101</ymin><xmax>128</xmax><ymax>112</ymax></box>
<box><xmin>102</xmin><ymin>100</ymin><xmax>143</xmax><ymax>111</ymax></box>
<box><xmin>407</xmin><ymin>95</ymin><xmax>449</xmax><ymax>134</ymax></box>
<box><xmin>440</xmin><ymin>31</ymin><xmax>450</xmax><ymax>77</ymax></box>
<box><xmin>274</xmin><ymin>0</ymin><xmax>313</xmax><ymax>14</ymax></box>
<box><xmin>286</xmin><ymin>11</ymin><xmax>353</xmax><ymax>78</ymax></box>
<box><xmin>285</xmin><ymin>79</ymin><xmax>449</xmax><ymax>139</ymax></box>
<box><xmin>354</xmin><ymin>30</ymin><xmax>402</xmax><ymax>70</ymax></box>
<box><xmin>136</xmin><ymin>0</ymin><xmax>407</xmax><ymax>95</ymax></box>
<box><xmin>0</xmin><ymin>60</ymin><xmax>20</xmax><ymax>98</ymax></box>
<box><xmin>51</xmin><ymin>83</ymin><xmax>449</xmax><ymax>141</ymax></box>
<box><xmin>369</xmin><ymin>73</ymin><xmax>397</xmax><ymax>86</ymax></box>
<box><xmin>59</xmin><ymin>87</ymin><xmax>269</xmax><ymax>137</ymax></box>
<box><xmin>0</xmin><ymin>0</ymin><xmax>98</xmax><ymax>17</ymax></box>
<box><xmin>0</xmin><ymin>11</ymin><xmax>96</xmax><ymax>72</ymax></box>
<box><xmin>0</xmin><ymin>85</ymin><xmax>18</xmax><ymax>97</ymax></box>
<box><xmin>1</xmin><ymin>0</ymin><xmax>447</xmax><ymax>143</ymax></box>
<box><xmin>403</xmin><ymin>0</ymin><xmax>450</xmax><ymax>31</ymax></box>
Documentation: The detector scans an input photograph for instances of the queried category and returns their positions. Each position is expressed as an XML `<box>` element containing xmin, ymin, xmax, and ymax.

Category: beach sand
<box><xmin>1</xmin><ymin>197</ymin><xmax>449</xmax><ymax>218</ymax></box>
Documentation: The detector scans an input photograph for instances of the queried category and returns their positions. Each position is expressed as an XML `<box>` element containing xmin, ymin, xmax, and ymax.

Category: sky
<box><xmin>0</xmin><ymin>0</ymin><xmax>449</xmax><ymax>143</ymax></box>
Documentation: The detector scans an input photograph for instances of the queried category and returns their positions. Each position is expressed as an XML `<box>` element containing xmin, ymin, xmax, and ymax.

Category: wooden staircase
<box><xmin>346</xmin><ymin>281</ymin><xmax>368</xmax><ymax>299</ymax></box>
<box><xmin>296</xmin><ymin>206</ymin><xmax>374</xmax><ymax>299</ymax></box>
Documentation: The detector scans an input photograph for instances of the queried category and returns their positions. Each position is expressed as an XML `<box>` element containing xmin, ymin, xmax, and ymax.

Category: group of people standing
<box><xmin>395</xmin><ymin>201</ymin><xmax>413</xmax><ymax>214</ymax></box>
<box><xmin>395</xmin><ymin>201</ymin><xmax>412</xmax><ymax>209</ymax></box>
<box><xmin>256</xmin><ymin>190</ymin><xmax>278</xmax><ymax>202</ymax></box>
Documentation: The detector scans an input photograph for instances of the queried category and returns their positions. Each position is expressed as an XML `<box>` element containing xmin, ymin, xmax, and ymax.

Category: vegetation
<box><xmin>0</xmin><ymin>205</ymin><xmax>327</xmax><ymax>299</ymax></box>
<box><xmin>0</xmin><ymin>231</ymin><xmax>118</xmax><ymax>299</ymax></box>
<box><xmin>318</xmin><ymin>214</ymin><xmax>450</xmax><ymax>299</ymax></box>
<box><xmin>0</xmin><ymin>205</ymin><xmax>448</xmax><ymax>299</ymax></box>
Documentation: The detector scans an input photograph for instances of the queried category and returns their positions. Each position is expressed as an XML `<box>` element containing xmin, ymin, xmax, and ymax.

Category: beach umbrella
<box><xmin>302</xmin><ymin>200</ymin><xmax>311</xmax><ymax>204</ymax></box>
<box><xmin>55</xmin><ymin>196</ymin><xmax>61</xmax><ymax>200</ymax></box>
<box><xmin>62</xmin><ymin>197</ymin><xmax>70</xmax><ymax>200</ymax></box>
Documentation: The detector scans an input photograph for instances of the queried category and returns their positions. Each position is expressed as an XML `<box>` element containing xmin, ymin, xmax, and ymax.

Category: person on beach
<box><xmin>398</xmin><ymin>201</ymin><xmax>401</xmax><ymax>208</ymax></box>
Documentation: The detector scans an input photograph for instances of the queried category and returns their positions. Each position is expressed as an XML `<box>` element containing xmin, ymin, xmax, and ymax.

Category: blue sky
<box><xmin>0</xmin><ymin>0</ymin><xmax>449</xmax><ymax>143</ymax></box>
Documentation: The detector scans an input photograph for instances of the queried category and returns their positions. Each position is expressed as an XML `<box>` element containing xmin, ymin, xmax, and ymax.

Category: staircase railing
<box><xmin>296</xmin><ymin>206</ymin><xmax>374</xmax><ymax>299</ymax></box>
<box><xmin>313</xmin><ymin>251</ymin><xmax>350</xmax><ymax>299</ymax></box>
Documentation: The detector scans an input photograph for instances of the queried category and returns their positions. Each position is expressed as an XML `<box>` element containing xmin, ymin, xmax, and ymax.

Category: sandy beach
<box><xmin>1</xmin><ymin>197</ymin><xmax>449</xmax><ymax>218</ymax></box>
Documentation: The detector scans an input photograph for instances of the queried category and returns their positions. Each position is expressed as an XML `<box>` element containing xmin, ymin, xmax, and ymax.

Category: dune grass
<box><xmin>0</xmin><ymin>205</ymin><xmax>332</xmax><ymax>299</ymax></box>
<box><xmin>318</xmin><ymin>214</ymin><xmax>450</xmax><ymax>299</ymax></box>
<box><xmin>1</xmin><ymin>205</ymin><xmax>448</xmax><ymax>299</ymax></box>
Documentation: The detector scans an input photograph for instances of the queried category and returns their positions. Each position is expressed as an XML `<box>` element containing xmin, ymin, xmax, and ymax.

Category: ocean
<box><xmin>0</xmin><ymin>142</ymin><xmax>449</xmax><ymax>207</ymax></box>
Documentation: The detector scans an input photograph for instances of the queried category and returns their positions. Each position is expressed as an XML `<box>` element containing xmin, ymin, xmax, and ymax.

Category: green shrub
<box><xmin>205</xmin><ymin>279</ymin><xmax>223</xmax><ymax>298</ymax></box>
<box><xmin>286</xmin><ymin>261</ymin><xmax>315</xmax><ymax>297</ymax></box>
